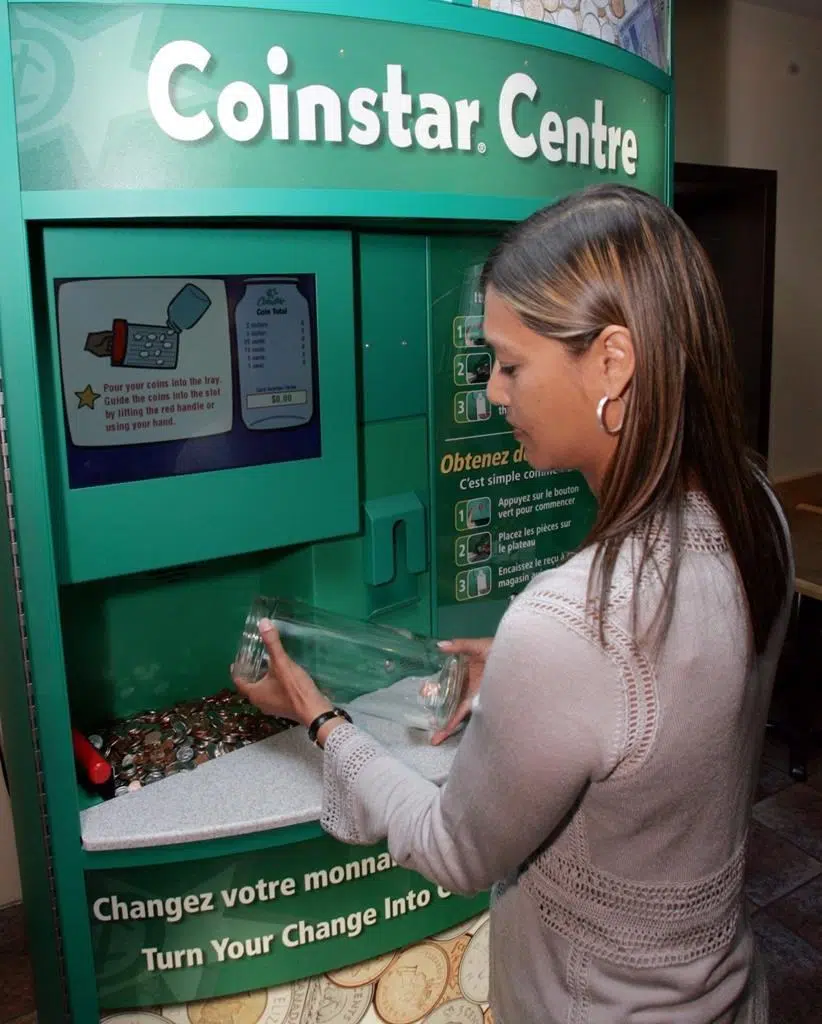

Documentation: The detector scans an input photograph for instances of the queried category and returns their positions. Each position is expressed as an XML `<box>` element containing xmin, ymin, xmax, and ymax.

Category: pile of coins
<box><xmin>89</xmin><ymin>690</ymin><xmax>293</xmax><ymax>798</ymax></box>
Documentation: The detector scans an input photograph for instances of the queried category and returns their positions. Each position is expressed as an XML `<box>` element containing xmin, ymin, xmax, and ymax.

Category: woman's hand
<box><xmin>232</xmin><ymin>618</ymin><xmax>332</xmax><ymax>728</ymax></box>
<box><xmin>431</xmin><ymin>637</ymin><xmax>493</xmax><ymax>746</ymax></box>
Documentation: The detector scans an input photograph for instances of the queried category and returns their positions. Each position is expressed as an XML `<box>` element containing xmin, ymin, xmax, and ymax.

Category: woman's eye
<box><xmin>499</xmin><ymin>364</ymin><xmax>517</xmax><ymax>377</ymax></box>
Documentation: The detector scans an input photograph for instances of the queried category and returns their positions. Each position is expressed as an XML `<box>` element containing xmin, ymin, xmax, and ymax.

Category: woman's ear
<box><xmin>599</xmin><ymin>326</ymin><xmax>635</xmax><ymax>398</ymax></box>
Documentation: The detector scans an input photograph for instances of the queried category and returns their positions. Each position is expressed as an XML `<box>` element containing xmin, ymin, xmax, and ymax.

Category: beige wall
<box><xmin>727</xmin><ymin>2</ymin><xmax>822</xmax><ymax>479</ymax></box>
<box><xmin>0</xmin><ymin>776</ymin><xmax>21</xmax><ymax>907</ymax></box>
<box><xmin>676</xmin><ymin>0</ymin><xmax>822</xmax><ymax>479</ymax></box>
<box><xmin>674</xmin><ymin>0</ymin><xmax>731</xmax><ymax>164</ymax></box>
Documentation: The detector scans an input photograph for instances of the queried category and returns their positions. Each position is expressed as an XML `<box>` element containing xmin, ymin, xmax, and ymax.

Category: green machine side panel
<box><xmin>40</xmin><ymin>227</ymin><xmax>359</xmax><ymax>583</ymax></box>
<box><xmin>359</xmin><ymin>235</ymin><xmax>429</xmax><ymax>424</ymax></box>
<box><xmin>0</xmin><ymin>406</ymin><xmax>66</xmax><ymax>1021</ymax></box>
<box><xmin>311</xmin><ymin>416</ymin><xmax>433</xmax><ymax>633</ymax></box>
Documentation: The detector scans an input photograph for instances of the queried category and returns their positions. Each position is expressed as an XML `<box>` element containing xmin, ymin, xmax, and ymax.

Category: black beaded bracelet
<box><xmin>307</xmin><ymin>707</ymin><xmax>352</xmax><ymax>746</ymax></box>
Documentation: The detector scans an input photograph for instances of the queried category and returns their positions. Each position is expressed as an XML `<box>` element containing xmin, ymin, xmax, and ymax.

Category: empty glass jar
<box><xmin>233</xmin><ymin>597</ymin><xmax>466</xmax><ymax>732</ymax></box>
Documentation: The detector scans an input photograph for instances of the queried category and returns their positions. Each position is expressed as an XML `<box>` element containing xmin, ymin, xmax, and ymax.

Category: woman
<box><xmin>234</xmin><ymin>185</ymin><xmax>792</xmax><ymax>1023</ymax></box>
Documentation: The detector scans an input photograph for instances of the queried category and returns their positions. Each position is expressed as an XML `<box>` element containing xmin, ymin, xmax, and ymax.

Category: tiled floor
<box><xmin>2</xmin><ymin>732</ymin><xmax>822</xmax><ymax>1023</ymax></box>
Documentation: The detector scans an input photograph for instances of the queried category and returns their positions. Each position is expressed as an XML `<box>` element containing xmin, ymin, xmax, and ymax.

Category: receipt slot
<box><xmin>0</xmin><ymin>1</ymin><xmax>671</xmax><ymax>1020</ymax></box>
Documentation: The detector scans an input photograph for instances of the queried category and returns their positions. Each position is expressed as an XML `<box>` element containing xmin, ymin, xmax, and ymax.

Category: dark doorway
<box><xmin>674</xmin><ymin>163</ymin><xmax>777</xmax><ymax>462</ymax></box>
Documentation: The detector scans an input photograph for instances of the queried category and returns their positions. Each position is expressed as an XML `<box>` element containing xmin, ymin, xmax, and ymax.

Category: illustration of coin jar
<box><xmin>233</xmin><ymin>597</ymin><xmax>466</xmax><ymax>732</ymax></box>
<box><xmin>84</xmin><ymin>282</ymin><xmax>212</xmax><ymax>371</ymax></box>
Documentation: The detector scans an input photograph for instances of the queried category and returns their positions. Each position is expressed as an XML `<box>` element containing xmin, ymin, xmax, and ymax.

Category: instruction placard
<box><xmin>429</xmin><ymin>244</ymin><xmax>598</xmax><ymax>638</ymax></box>
<box><xmin>55</xmin><ymin>275</ymin><xmax>321</xmax><ymax>488</ymax></box>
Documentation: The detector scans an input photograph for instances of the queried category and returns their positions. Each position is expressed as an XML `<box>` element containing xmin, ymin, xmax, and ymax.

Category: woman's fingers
<box><xmin>258</xmin><ymin>618</ymin><xmax>292</xmax><ymax>672</ymax></box>
<box><xmin>430</xmin><ymin>697</ymin><xmax>473</xmax><ymax>746</ymax></box>
<box><xmin>437</xmin><ymin>637</ymin><xmax>491</xmax><ymax>658</ymax></box>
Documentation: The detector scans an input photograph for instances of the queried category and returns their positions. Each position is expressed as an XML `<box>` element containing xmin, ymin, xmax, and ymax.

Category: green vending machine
<box><xmin>0</xmin><ymin>1</ymin><xmax>672</xmax><ymax>1020</ymax></box>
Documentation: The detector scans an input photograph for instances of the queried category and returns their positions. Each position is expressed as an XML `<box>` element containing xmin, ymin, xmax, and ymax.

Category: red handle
<box><xmin>71</xmin><ymin>728</ymin><xmax>112</xmax><ymax>786</ymax></box>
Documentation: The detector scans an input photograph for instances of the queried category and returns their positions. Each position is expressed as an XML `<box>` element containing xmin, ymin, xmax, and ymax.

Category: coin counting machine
<box><xmin>0</xmin><ymin>0</ymin><xmax>671</xmax><ymax>1018</ymax></box>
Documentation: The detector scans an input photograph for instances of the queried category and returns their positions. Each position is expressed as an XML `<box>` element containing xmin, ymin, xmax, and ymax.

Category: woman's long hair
<box><xmin>482</xmin><ymin>184</ymin><xmax>790</xmax><ymax>654</ymax></box>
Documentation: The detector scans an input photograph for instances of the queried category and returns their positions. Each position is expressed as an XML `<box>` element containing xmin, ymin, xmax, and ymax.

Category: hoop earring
<box><xmin>596</xmin><ymin>395</ymin><xmax>626</xmax><ymax>436</ymax></box>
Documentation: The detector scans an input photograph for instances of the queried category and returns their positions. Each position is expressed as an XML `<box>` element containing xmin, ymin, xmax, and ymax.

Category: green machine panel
<box><xmin>41</xmin><ymin>227</ymin><xmax>359</xmax><ymax>582</ymax></box>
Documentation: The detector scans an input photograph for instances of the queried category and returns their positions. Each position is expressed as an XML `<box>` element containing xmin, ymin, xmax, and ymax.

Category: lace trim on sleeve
<box><xmin>321</xmin><ymin>723</ymin><xmax>382</xmax><ymax>844</ymax></box>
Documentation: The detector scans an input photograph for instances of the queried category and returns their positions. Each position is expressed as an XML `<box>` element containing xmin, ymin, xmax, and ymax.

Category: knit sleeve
<box><xmin>320</xmin><ymin>598</ymin><xmax>625</xmax><ymax>895</ymax></box>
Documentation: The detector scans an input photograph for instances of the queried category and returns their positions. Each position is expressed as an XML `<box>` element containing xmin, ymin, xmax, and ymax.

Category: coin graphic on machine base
<box><xmin>433</xmin><ymin>933</ymin><xmax>471</xmax><ymax>1007</ymax></box>
<box><xmin>459</xmin><ymin>919</ymin><xmax>491</xmax><ymax>1004</ymax></box>
<box><xmin>186</xmin><ymin>989</ymin><xmax>268</xmax><ymax>1024</ymax></box>
<box><xmin>327</xmin><ymin>951</ymin><xmax>395</xmax><ymax>988</ymax></box>
<box><xmin>265</xmin><ymin>978</ymin><xmax>311</xmax><ymax>1024</ymax></box>
<box><xmin>101</xmin><ymin>1014</ymin><xmax>175</xmax><ymax>1024</ymax></box>
<box><xmin>304</xmin><ymin>977</ymin><xmax>372</xmax><ymax>1023</ymax></box>
<box><xmin>375</xmin><ymin>943</ymin><xmax>450</xmax><ymax>1024</ymax></box>
<box><xmin>425</xmin><ymin>1000</ymin><xmax>484</xmax><ymax>1024</ymax></box>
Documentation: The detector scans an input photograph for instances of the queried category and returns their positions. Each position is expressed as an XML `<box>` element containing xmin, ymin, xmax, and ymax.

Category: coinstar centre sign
<box><xmin>12</xmin><ymin>4</ymin><xmax>667</xmax><ymax>197</ymax></box>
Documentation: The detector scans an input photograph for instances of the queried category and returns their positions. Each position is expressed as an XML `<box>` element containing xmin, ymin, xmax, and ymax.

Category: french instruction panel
<box><xmin>430</xmin><ymin>253</ymin><xmax>597</xmax><ymax>637</ymax></box>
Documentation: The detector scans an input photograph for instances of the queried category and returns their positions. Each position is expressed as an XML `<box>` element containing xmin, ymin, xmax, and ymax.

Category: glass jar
<box><xmin>233</xmin><ymin>597</ymin><xmax>466</xmax><ymax>732</ymax></box>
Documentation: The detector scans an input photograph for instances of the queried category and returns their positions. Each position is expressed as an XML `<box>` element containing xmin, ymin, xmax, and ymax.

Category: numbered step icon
<box><xmin>453</xmin><ymin>315</ymin><xmax>485</xmax><ymax>349</ymax></box>
<box><xmin>456</xmin><ymin>566</ymin><xmax>493</xmax><ymax>602</ymax></box>
<box><xmin>455</xmin><ymin>497</ymin><xmax>492</xmax><ymax>532</ymax></box>
<box><xmin>454</xmin><ymin>352</ymin><xmax>492</xmax><ymax>388</ymax></box>
<box><xmin>455</xmin><ymin>531</ymin><xmax>492</xmax><ymax>567</ymax></box>
<box><xmin>454</xmin><ymin>389</ymin><xmax>492</xmax><ymax>424</ymax></box>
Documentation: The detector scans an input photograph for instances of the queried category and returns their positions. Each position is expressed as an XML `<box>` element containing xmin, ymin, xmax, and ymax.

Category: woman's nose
<box><xmin>486</xmin><ymin>363</ymin><xmax>507</xmax><ymax>408</ymax></box>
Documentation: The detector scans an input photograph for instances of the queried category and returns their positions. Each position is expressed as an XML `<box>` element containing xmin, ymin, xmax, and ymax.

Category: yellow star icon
<box><xmin>75</xmin><ymin>384</ymin><xmax>101</xmax><ymax>410</ymax></box>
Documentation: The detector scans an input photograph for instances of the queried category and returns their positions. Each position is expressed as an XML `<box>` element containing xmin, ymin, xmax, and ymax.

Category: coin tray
<box><xmin>80</xmin><ymin>705</ymin><xmax>461</xmax><ymax>851</ymax></box>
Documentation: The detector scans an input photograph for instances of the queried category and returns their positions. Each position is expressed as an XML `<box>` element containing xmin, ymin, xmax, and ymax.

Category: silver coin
<box><xmin>433</xmin><ymin>923</ymin><xmax>470</xmax><ymax>942</ymax></box>
<box><xmin>101</xmin><ymin>1014</ymin><xmax>175</xmax><ymax>1024</ymax></box>
<box><xmin>459</xmin><ymin>919</ymin><xmax>491</xmax><ymax>1004</ymax></box>
<box><xmin>582</xmin><ymin>11</ymin><xmax>602</xmax><ymax>36</ymax></box>
<box><xmin>424</xmin><ymin>999</ymin><xmax>484</xmax><ymax>1024</ymax></box>
<box><xmin>305</xmin><ymin>977</ymin><xmax>372</xmax><ymax>1023</ymax></box>
<box><xmin>278</xmin><ymin>978</ymin><xmax>312</xmax><ymax>1024</ymax></box>
<box><xmin>556</xmin><ymin>9</ymin><xmax>580</xmax><ymax>30</ymax></box>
